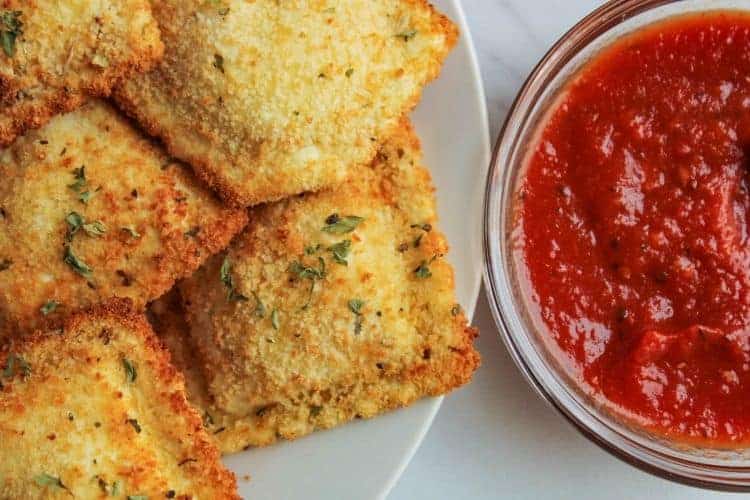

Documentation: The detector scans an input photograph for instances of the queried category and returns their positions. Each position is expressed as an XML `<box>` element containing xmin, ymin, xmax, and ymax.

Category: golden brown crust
<box><xmin>0</xmin><ymin>299</ymin><xmax>239</xmax><ymax>499</ymax></box>
<box><xmin>0</xmin><ymin>0</ymin><xmax>163</xmax><ymax>146</ymax></box>
<box><xmin>114</xmin><ymin>0</ymin><xmax>458</xmax><ymax>206</ymax></box>
<box><xmin>156</xmin><ymin>120</ymin><xmax>479</xmax><ymax>453</ymax></box>
<box><xmin>0</xmin><ymin>100</ymin><xmax>247</xmax><ymax>340</ymax></box>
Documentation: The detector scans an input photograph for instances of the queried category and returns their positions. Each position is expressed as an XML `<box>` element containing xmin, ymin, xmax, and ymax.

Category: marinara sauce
<box><xmin>517</xmin><ymin>12</ymin><xmax>750</xmax><ymax>445</ymax></box>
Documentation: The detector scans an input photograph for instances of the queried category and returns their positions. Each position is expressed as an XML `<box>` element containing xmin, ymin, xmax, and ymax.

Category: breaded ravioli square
<box><xmin>0</xmin><ymin>100</ymin><xmax>248</xmax><ymax>339</ymax></box>
<box><xmin>164</xmin><ymin>120</ymin><xmax>479</xmax><ymax>452</ymax></box>
<box><xmin>0</xmin><ymin>0</ymin><xmax>163</xmax><ymax>146</ymax></box>
<box><xmin>0</xmin><ymin>301</ymin><xmax>238</xmax><ymax>499</ymax></box>
<box><xmin>114</xmin><ymin>0</ymin><xmax>458</xmax><ymax>206</ymax></box>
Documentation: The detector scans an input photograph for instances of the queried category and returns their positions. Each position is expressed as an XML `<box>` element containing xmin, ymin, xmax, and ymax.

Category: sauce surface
<box><xmin>518</xmin><ymin>11</ymin><xmax>750</xmax><ymax>445</ymax></box>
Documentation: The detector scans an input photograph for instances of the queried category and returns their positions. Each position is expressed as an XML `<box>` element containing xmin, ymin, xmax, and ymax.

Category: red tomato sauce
<box><xmin>517</xmin><ymin>12</ymin><xmax>750</xmax><ymax>445</ymax></box>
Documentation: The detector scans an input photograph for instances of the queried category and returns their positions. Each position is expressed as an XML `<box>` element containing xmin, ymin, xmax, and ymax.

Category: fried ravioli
<box><xmin>0</xmin><ymin>100</ymin><xmax>248</xmax><ymax>339</ymax></box>
<box><xmin>0</xmin><ymin>301</ymin><xmax>238</xmax><ymax>499</ymax></box>
<box><xmin>114</xmin><ymin>0</ymin><xmax>458</xmax><ymax>206</ymax></box>
<box><xmin>0</xmin><ymin>0</ymin><xmax>163</xmax><ymax>146</ymax></box>
<box><xmin>165</xmin><ymin>120</ymin><xmax>479</xmax><ymax>452</ymax></box>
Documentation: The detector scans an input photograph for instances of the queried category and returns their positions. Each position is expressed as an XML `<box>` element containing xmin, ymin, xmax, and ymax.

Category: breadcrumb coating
<box><xmin>0</xmin><ymin>100</ymin><xmax>247</xmax><ymax>339</ymax></box>
<box><xmin>0</xmin><ymin>0</ymin><xmax>163</xmax><ymax>146</ymax></box>
<box><xmin>153</xmin><ymin>120</ymin><xmax>479</xmax><ymax>452</ymax></box>
<box><xmin>115</xmin><ymin>0</ymin><xmax>457</xmax><ymax>206</ymax></box>
<box><xmin>0</xmin><ymin>300</ymin><xmax>239</xmax><ymax>499</ymax></box>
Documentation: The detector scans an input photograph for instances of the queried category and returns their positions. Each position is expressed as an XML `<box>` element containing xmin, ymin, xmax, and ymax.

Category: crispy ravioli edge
<box><xmin>0</xmin><ymin>10</ymin><xmax>165</xmax><ymax>147</ymax></box>
<box><xmin>0</xmin><ymin>298</ymin><xmax>239</xmax><ymax>498</ymax></box>
<box><xmin>113</xmin><ymin>0</ymin><xmax>459</xmax><ymax>207</ymax></box>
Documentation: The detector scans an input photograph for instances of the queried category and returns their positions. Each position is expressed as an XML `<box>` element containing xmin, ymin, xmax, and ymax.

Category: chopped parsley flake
<box><xmin>40</xmin><ymin>300</ymin><xmax>59</xmax><ymax>316</ymax></box>
<box><xmin>127</xmin><ymin>495</ymin><xmax>148</xmax><ymax>500</ymax></box>
<box><xmin>63</xmin><ymin>245</ymin><xmax>92</xmax><ymax>277</ymax></box>
<box><xmin>322</xmin><ymin>214</ymin><xmax>364</xmax><ymax>234</ymax></box>
<box><xmin>220</xmin><ymin>256</ymin><xmax>248</xmax><ymax>302</ymax></box>
<box><xmin>185</xmin><ymin>226</ymin><xmax>200</xmax><ymax>238</ymax></box>
<box><xmin>289</xmin><ymin>258</ymin><xmax>326</xmax><ymax>280</ymax></box>
<box><xmin>328</xmin><ymin>239</ymin><xmax>351</xmax><ymax>265</ymax></box>
<box><xmin>305</xmin><ymin>244</ymin><xmax>321</xmax><ymax>255</ymax></box>
<box><xmin>123</xmin><ymin>358</ymin><xmax>137</xmax><ymax>383</ymax></box>
<box><xmin>348</xmin><ymin>298</ymin><xmax>364</xmax><ymax>315</ymax></box>
<box><xmin>34</xmin><ymin>473</ymin><xmax>67</xmax><ymax>491</ymax></box>
<box><xmin>414</xmin><ymin>260</ymin><xmax>432</xmax><ymax>279</ymax></box>
<box><xmin>348</xmin><ymin>299</ymin><xmax>365</xmax><ymax>335</ymax></box>
<box><xmin>67</xmin><ymin>166</ymin><xmax>100</xmax><ymax>204</ymax></box>
<box><xmin>451</xmin><ymin>304</ymin><xmax>462</xmax><ymax>316</ymax></box>
<box><xmin>289</xmin><ymin>257</ymin><xmax>326</xmax><ymax>309</ymax></box>
<box><xmin>0</xmin><ymin>10</ymin><xmax>22</xmax><ymax>58</ymax></box>
<box><xmin>396</xmin><ymin>29</ymin><xmax>417</xmax><ymax>41</ymax></box>
<box><xmin>68</xmin><ymin>166</ymin><xmax>87</xmax><ymax>192</ymax></box>
<box><xmin>345</xmin><ymin>68</ymin><xmax>354</xmax><ymax>77</ymax></box>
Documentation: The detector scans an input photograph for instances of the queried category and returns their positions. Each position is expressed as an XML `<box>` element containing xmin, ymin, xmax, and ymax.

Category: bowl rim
<box><xmin>483</xmin><ymin>0</ymin><xmax>750</xmax><ymax>491</ymax></box>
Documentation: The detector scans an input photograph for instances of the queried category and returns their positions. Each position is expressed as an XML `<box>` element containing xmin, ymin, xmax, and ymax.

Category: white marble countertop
<box><xmin>391</xmin><ymin>1</ymin><xmax>740</xmax><ymax>499</ymax></box>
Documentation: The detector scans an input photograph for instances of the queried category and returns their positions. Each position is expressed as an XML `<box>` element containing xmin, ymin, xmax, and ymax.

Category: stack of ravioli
<box><xmin>0</xmin><ymin>1</ymin><xmax>479</xmax><ymax>498</ymax></box>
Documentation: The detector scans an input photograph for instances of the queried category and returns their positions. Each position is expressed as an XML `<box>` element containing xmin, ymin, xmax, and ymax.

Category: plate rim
<box><xmin>378</xmin><ymin>0</ymin><xmax>491</xmax><ymax>497</ymax></box>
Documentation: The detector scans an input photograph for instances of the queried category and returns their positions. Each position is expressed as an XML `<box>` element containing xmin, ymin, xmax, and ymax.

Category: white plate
<box><xmin>224</xmin><ymin>1</ymin><xmax>490</xmax><ymax>497</ymax></box>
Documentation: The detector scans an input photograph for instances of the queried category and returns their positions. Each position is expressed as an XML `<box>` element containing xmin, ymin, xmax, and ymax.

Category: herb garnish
<box><xmin>2</xmin><ymin>353</ymin><xmax>30</xmax><ymax>378</ymax></box>
<box><xmin>271</xmin><ymin>309</ymin><xmax>280</xmax><ymax>330</ymax></box>
<box><xmin>127</xmin><ymin>418</ymin><xmax>142</xmax><ymax>433</ymax></box>
<box><xmin>34</xmin><ymin>473</ymin><xmax>68</xmax><ymax>491</ymax></box>
<box><xmin>63</xmin><ymin>245</ymin><xmax>92</xmax><ymax>277</ymax></box>
<box><xmin>123</xmin><ymin>358</ymin><xmax>137</xmax><ymax>383</ymax></box>
<box><xmin>414</xmin><ymin>260</ymin><xmax>433</xmax><ymax>279</ymax></box>
<box><xmin>321</xmin><ymin>214</ymin><xmax>364</xmax><ymax>234</ymax></box>
<box><xmin>67</xmin><ymin>166</ymin><xmax>99</xmax><ymax>204</ymax></box>
<box><xmin>0</xmin><ymin>11</ymin><xmax>22</xmax><ymax>58</ymax></box>
<box><xmin>396</xmin><ymin>29</ymin><xmax>417</xmax><ymax>41</ymax></box>
<box><xmin>220</xmin><ymin>256</ymin><xmax>248</xmax><ymax>302</ymax></box>
<box><xmin>68</xmin><ymin>166</ymin><xmax>87</xmax><ymax>192</ymax></box>
<box><xmin>213</xmin><ymin>53</ymin><xmax>225</xmax><ymax>72</ymax></box>
<box><xmin>0</xmin><ymin>258</ymin><xmax>11</xmax><ymax>271</ymax></box>
<box><xmin>451</xmin><ymin>304</ymin><xmax>462</xmax><ymax>316</ymax></box>
<box><xmin>328</xmin><ymin>239</ymin><xmax>351</xmax><ymax>265</ymax></box>
<box><xmin>348</xmin><ymin>298</ymin><xmax>365</xmax><ymax>335</ymax></box>
<box><xmin>126</xmin><ymin>495</ymin><xmax>148</xmax><ymax>500</ymax></box>
<box><xmin>66</xmin><ymin>212</ymin><xmax>106</xmax><ymax>238</ymax></box>
<box><xmin>289</xmin><ymin>257</ymin><xmax>326</xmax><ymax>309</ymax></box>
<box><xmin>185</xmin><ymin>226</ymin><xmax>200</xmax><ymax>238</ymax></box>
<box><xmin>40</xmin><ymin>300</ymin><xmax>59</xmax><ymax>315</ymax></box>
<box><xmin>345</xmin><ymin>68</ymin><xmax>354</xmax><ymax>77</ymax></box>
<box><xmin>305</xmin><ymin>244</ymin><xmax>321</xmax><ymax>255</ymax></box>
<box><xmin>289</xmin><ymin>258</ymin><xmax>326</xmax><ymax>280</ymax></box>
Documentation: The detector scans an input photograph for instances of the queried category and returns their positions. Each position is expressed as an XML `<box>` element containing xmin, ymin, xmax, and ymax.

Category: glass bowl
<box><xmin>484</xmin><ymin>0</ymin><xmax>750</xmax><ymax>491</ymax></box>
